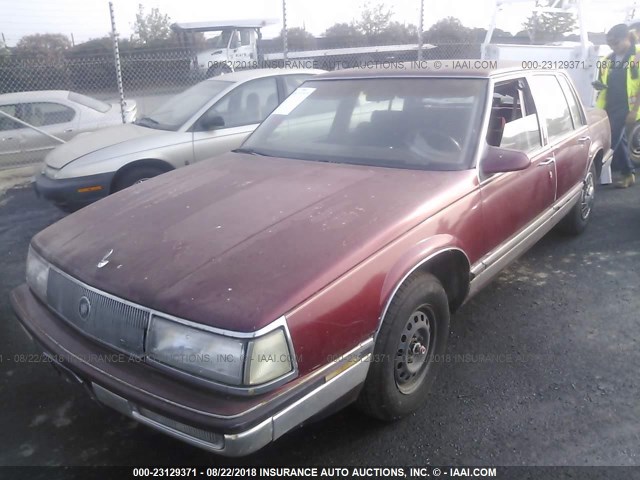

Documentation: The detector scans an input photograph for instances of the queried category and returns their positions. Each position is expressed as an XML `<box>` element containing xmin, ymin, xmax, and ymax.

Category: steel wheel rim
<box><xmin>580</xmin><ymin>170</ymin><xmax>595</xmax><ymax>220</ymax></box>
<box><xmin>395</xmin><ymin>305</ymin><xmax>436</xmax><ymax>395</ymax></box>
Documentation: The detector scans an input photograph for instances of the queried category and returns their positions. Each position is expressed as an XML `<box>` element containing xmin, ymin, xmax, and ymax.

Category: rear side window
<box><xmin>68</xmin><ymin>92</ymin><xmax>110</xmax><ymax>113</ymax></box>
<box><xmin>282</xmin><ymin>75</ymin><xmax>314</xmax><ymax>97</ymax></box>
<box><xmin>529</xmin><ymin>75</ymin><xmax>574</xmax><ymax>141</ymax></box>
<box><xmin>0</xmin><ymin>105</ymin><xmax>22</xmax><ymax>131</ymax></box>
<box><xmin>557</xmin><ymin>75</ymin><xmax>585</xmax><ymax>128</ymax></box>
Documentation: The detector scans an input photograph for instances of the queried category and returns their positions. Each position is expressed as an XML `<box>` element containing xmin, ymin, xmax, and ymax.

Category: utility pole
<box><xmin>282</xmin><ymin>0</ymin><xmax>288</xmax><ymax>61</ymax></box>
<box><xmin>109</xmin><ymin>2</ymin><xmax>126</xmax><ymax>124</ymax></box>
<box><xmin>418</xmin><ymin>0</ymin><xmax>424</xmax><ymax>60</ymax></box>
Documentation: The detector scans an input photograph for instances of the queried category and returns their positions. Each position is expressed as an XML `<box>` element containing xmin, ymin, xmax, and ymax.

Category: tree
<box><xmin>131</xmin><ymin>4</ymin><xmax>173</xmax><ymax>46</ymax></box>
<box><xmin>424</xmin><ymin>17</ymin><xmax>473</xmax><ymax>44</ymax></box>
<box><xmin>522</xmin><ymin>0</ymin><xmax>577</xmax><ymax>43</ymax></box>
<box><xmin>279</xmin><ymin>27</ymin><xmax>316</xmax><ymax>51</ymax></box>
<box><xmin>323</xmin><ymin>22</ymin><xmax>366</xmax><ymax>47</ymax></box>
<box><xmin>357</xmin><ymin>2</ymin><xmax>393</xmax><ymax>37</ymax></box>
<box><xmin>14</xmin><ymin>33</ymin><xmax>71</xmax><ymax>63</ymax></box>
<box><xmin>377</xmin><ymin>21</ymin><xmax>418</xmax><ymax>45</ymax></box>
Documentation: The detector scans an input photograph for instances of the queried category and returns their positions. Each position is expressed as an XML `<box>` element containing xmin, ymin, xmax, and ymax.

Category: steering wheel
<box><xmin>423</xmin><ymin>130</ymin><xmax>462</xmax><ymax>153</ymax></box>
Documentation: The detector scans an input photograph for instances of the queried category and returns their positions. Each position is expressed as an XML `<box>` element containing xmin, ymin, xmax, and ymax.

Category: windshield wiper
<box><xmin>233</xmin><ymin>147</ymin><xmax>272</xmax><ymax>157</ymax></box>
<box><xmin>135</xmin><ymin>116</ymin><xmax>159</xmax><ymax>126</ymax></box>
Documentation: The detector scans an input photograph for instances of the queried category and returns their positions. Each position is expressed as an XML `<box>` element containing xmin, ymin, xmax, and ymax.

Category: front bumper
<box><xmin>10</xmin><ymin>284</ymin><xmax>372</xmax><ymax>456</ymax></box>
<box><xmin>34</xmin><ymin>171</ymin><xmax>115</xmax><ymax>211</ymax></box>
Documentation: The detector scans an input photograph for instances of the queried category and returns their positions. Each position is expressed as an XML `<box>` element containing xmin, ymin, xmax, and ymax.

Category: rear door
<box><xmin>18</xmin><ymin>102</ymin><xmax>77</xmax><ymax>163</ymax></box>
<box><xmin>0</xmin><ymin>105</ymin><xmax>25</xmax><ymax>167</ymax></box>
<box><xmin>528</xmin><ymin>74</ymin><xmax>590</xmax><ymax>200</ymax></box>
<box><xmin>191</xmin><ymin>76</ymin><xmax>279</xmax><ymax>162</ymax></box>
<box><xmin>479</xmin><ymin>77</ymin><xmax>557</xmax><ymax>252</ymax></box>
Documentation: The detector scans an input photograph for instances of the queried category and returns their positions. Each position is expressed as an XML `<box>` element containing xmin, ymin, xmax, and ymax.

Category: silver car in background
<box><xmin>0</xmin><ymin>90</ymin><xmax>136</xmax><ymax>168</ymax></box>
<box><xmin>35</xmin><ymin>68</ymin><xmax>323</xmax><ymax>211</ymax></box>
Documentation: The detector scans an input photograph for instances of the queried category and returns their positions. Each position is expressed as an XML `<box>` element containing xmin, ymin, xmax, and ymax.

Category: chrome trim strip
<box><xmin>271</xmin><ymin>352</ymin><xmax>371</xmax><ymax>441</ymax></box>
<box><xmin>146</xmin><ymin>325</ymin><xmax>299</xmax><ymax>397</ymax></box>
<box><xmin>46</xmin><ymin>263</ymin><xmax>286</xmax><ymax>339</ymax></box>
<box><xmin>375</xmin><ymin>247</ymin><xmax>470</xmax><ymax>342</ymax></box>
<box><xmin>90</xmin><ymin>347</ymin><xmax>372</xmax><ymax>456</ymax></box>
<box><xmin>34</xmin><ymin>314</ymin><xmax>373</xmax><ymax>420</ymax></box>
<box><xmin>42</xmin><ymin>264</ymin><xmax>298</xmax><ymax>396</ymax></box>
<box><xmin>467</xmin><ymin>182</ymin><xmax>582</xmax><ymax>299</ymax></box>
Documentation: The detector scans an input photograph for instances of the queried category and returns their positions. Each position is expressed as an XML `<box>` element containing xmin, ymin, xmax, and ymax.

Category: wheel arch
<box><xmin>110</xmin><ymin>159</ymin><xmax>175</xmax><ymax>192</ymax></box>
<box><xmin>377</xmin><ymin>245</ymin><xmax>471</xmax><ymax>339</ymax></box>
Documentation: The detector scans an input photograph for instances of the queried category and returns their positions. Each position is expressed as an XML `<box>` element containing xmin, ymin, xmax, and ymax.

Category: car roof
<box><xmin>0</xmin><ymin>90</ymin><xmax>74</xmax><ymax>103</ymax></box>
<box><xmin>206</xmin><ymin>68</ymin><xmax>326</xmax><ymax>83</ymax></box>
<box><xmin>312</xmin><ymin>60</ymin><xmax>533</xmax><ymax>80</ymax></box>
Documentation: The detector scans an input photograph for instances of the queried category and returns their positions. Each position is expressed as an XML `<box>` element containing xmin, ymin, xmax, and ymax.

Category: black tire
<box><xmin>628</xmin><ymin>122</ymin><xmax>640</xmax><ymax>167</ymax></box>
<box><xmin>112</xmin><ymin>166</ymin><xmax>166</xmax><ymax>193</ymax></box>
<box><xmin>558</xmin><ymin>161</ymin><xmax>596</xmax><ymax>236</ymax></box>
<box><xmin>356</xmin><ymin>272</ymin><xmax>450</xmax><ymax>421</ymax></box>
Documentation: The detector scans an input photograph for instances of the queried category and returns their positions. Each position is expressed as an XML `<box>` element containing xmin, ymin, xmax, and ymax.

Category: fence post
<box><xmin>109</xmin><ymin>1</ymin><xmax>126</xmax><ymax>124</ymax></box>
<box><xmin>418</xmin><ymin>0</ymin><xmax>425</xmax><ymax>61</ymax></box>
<box><xmin>282</xmin><ymin>0</ymin><xmax>288</xmax><ymax>61</ymax></box>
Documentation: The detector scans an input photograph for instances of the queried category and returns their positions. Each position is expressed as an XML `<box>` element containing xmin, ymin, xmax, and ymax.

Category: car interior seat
<box><xmin>245</xmin><ymin>93</ymin><xmax>261</xmax><ymax>124</ymax></box>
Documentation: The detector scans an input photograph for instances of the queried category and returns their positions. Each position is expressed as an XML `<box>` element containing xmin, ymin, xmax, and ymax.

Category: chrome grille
<box><xmin>46</xmin><ymin>269</ymin><xmax>149</xmax><ymax>356</ymax></box>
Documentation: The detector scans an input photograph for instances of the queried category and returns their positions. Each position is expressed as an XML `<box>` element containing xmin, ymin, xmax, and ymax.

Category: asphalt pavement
<box><xmin>1</xmin><ymin>180</ymin><xmax>639</xmax><ymax>471</ymax></box>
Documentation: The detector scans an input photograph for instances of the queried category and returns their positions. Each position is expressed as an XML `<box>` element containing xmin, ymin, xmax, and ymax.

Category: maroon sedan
<box><xmin>11</xmin><ymin>63</ymin><xmax>611</xmax><ymax>456</ymax></box>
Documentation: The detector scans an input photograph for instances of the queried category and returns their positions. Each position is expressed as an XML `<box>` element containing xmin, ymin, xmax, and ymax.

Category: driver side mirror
<box><xmin>199</xmin><ymin>114</ymin><xmax>225</xmax><ymax>131</ymax></box>
<box><xmin>481</xmin><ymin>145</ymin><xmax>531</xmax><ymax>175</ymax></box>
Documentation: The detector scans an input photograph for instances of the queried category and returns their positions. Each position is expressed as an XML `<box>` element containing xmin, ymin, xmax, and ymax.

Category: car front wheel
<box><xmin>356</xmin><ymin>272</ymin><xmax>450</xmax><ymax>421</ymax></box>
<box><xmin>113</xmin><ymin>166</ymin><xmax>166</xmax><ymax>193</ymax></box>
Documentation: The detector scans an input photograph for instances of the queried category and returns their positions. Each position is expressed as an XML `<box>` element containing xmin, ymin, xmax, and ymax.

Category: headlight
<box><xmin>146</xmin><ymin>316</ymin><xmax>246</xmax><ymax>385</ymax></box>
<box><xmin>43</xmin><ymin>165</ymin><xmax>59</xmax><ymax>179</ymax></box>
<box><xmin>26</xmin><ymin>246</ymin><xmax>50</xmax><ymax>301</ymax></box>
<box><xmin>146</xmin><ymin>316</ymin><xmax>295</xmax><ymax>388</ymax></box>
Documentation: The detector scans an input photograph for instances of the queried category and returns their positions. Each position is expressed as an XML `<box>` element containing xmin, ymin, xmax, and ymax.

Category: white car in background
<box><xmin>35</xmin><ymin>68</ymin><xmax>323</xmax><ymax>212</ymax></box>
<box><xmin>0</xmin><ymin>90</ymin><xmax>136</xmax><ymax>167</ymax></box>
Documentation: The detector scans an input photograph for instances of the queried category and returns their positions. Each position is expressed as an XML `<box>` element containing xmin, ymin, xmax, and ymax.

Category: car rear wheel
<box><xmin>558</xmin><ymin>161</ymin><xmax>596</xmax><ymax>235</ymax></box>
<box><xmin>113</xmin><ymin>166</ymin><xmax>166</xmax><ymax>192</ymax></box>
<box><xmin>356</xmin><ymin>272</ymin><xmax>450</xmax><ymax>421</ymax></box>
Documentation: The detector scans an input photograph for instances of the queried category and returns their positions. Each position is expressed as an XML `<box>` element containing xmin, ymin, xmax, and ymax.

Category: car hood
<box><xmin>33</xmin><ymin>153</ymin><xmax>476</xmax><ymax>332</ymax></box>
<box><xmin>45</xmin><ymin>123</ymin><xmax>166</xmax><ymax>169</ymax></box>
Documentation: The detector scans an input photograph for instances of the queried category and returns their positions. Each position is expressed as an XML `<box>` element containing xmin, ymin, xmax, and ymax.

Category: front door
<box><xmin>17</xmin><ymin>102</ymin><xmax>78</xmax><ymax>163</ymax></box>
<box><xmin>479</xmin><ymin>77</ymin><xmax>557</xmax><ymax>254</ymax></box>
<box><xmin>191</xmin><ymin>76</ymin><xmax>279</xmax><ymax>162</ymax></box>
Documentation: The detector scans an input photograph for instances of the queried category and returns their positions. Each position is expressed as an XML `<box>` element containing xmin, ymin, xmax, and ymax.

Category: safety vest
<box><xmin>596</xmin><ymin>44</ymin><xmax>640</xmax><ymax>121</ymax></box>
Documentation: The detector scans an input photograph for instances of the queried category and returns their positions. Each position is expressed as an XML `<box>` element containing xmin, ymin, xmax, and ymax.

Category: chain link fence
<box><xmin>0</xmin><ymin>38</ymin><xmax>482</xmax><ymax>170</ymax></box>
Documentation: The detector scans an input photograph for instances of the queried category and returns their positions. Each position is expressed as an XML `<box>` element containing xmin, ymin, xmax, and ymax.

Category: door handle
<box><xmin>577</xmin><ymin>135</ymin><xmax>590</xmax><ymax>145</ymax></box>
<box><xmin>538</xmin><ymin>157</ymin><xmax>556</xmax><ymax>166</ymax></box>
<box><xmin>64</xmin><ymin>129</ymin><xmax>73</xmax><ymax>133</ymax></box>
<box><xmin>1</xmin><ymin>137</ymin><xmax>13</xmax><ymax>141</ymax></box>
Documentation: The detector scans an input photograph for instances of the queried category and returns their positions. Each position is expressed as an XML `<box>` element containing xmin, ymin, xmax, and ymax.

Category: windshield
<box><xmin>207</xmin><ymin>30</ymin><xmax>232</xmax><ymax>50</ymax></box>
<box><xmin>68</xmin><ymin>92</ymin><xmax>110</xmax><ymax>113</ymax></box>
<box><xmin>136</xmin><ymin>80</ymin><xmax>233</xmax><ymax>131</ymax></box>
<box><xmin>241</xmin><ymin>78</ymin><xmax>488</xmax><ymax>170</ymax></box>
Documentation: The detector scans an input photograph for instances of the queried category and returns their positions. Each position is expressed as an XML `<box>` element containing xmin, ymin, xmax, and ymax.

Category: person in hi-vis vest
<box><xmin>596</xmin><ymin>24</ymin><xmax>640</xmax><ymax>188</ymax></box>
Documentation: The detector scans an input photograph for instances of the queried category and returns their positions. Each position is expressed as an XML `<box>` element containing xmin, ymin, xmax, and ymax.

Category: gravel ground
<box><xmin>0</xmin><ymin>181</ymin><xmax>639</xmax><ymax>473</ymax></box>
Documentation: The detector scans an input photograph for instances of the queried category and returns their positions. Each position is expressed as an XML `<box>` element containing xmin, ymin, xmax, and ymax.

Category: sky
<box><xmin>0</xmin><ymin>0</ymin><xmax>638</xmax><ymax>46</ymax></box>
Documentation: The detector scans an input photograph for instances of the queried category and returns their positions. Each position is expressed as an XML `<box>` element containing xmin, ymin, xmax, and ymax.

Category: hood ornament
<box><xmin>97</xmin><ymin>249</ymin><xmax>114</xmax><ymax>269</ymax></box>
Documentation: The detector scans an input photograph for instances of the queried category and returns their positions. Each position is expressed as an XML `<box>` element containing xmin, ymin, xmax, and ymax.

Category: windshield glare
<box><xmin>242</xmin><ymin>78</ymin><xmax>488</xmax><ymax>170</ymax></box>
<box><xmin>140</xmin><ymin>80</ymin><xmax>233</xmax><ymax>131</ymax></box>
